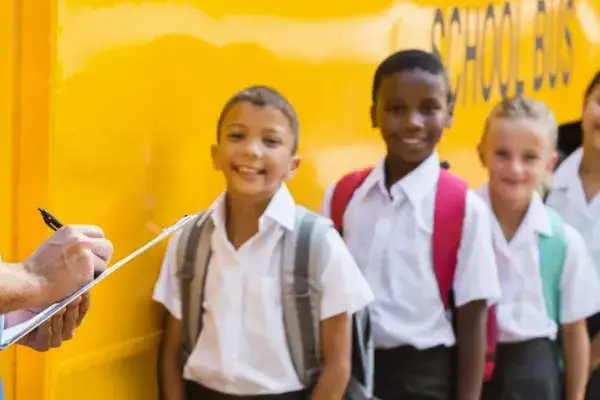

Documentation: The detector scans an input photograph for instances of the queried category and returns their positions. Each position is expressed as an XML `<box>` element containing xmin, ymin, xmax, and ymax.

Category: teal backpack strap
<box><xmin>539</xmin><ymin>207</ymin><xmax>567</xmax><ymax>324</ymax></box>
<box><xmin>281</xmin><ymin>206</ymin><xmax>331</xmax><ymax>389</ymax></box>
<box><xmin>538</xmin><ymin>207</ymin><xmax>568</xmax><ymax>369</ymax></box>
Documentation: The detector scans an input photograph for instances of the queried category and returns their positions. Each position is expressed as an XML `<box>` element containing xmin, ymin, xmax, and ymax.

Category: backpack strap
<box><xmin>539</xmin><ymin>207</ymin><xmax>567</xmax><ymax>324</ymax></box>
<box><xmin>329</xmin><ymin>168</ymin><xmax>373</xmax><ymax>234</ymax></box>
<box><xmin>432</xmin><ymin>169</ymin><xmax>468</xmax><ymax>308</ymax></box>
<box><xmin>175</xmin><ymin>211</ymin><xmax>213</xmax><ymax>363</ymax></box>
<box><xmin>327</xmin><ymin>170</ymin><xmax>376</xmax><ymax>399</ymax></box>
<box><xmin>431</xmin><ymin>170</ymin><xmax>498</xmax><ymax>381</ymax></box>
<box><xmin>347</xmin><ymin>307</ymin><xmax>374</xmax><ymax>400</ymax></box>
<box><xmin>538</xmin><ymin>206</ymin><xmax>568</xmax><ymax>371</ymax></box>
<box><xmin>281</xmin><ymin>206</ymin><xmax>332</xmax><ymax>387</ymax></box>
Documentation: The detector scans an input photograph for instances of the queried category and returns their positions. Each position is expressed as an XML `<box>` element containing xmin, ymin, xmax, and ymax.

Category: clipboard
<box><xmin>0</xmin><ymin>214</ymin><xmax>196</xmax><ymax>350</ymax></box>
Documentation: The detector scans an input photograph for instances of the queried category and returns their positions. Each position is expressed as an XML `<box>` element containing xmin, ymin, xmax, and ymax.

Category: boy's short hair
<box><xmin>371</xmin><ymin>49</ymin><xmax>452</xmax><ymax>106</ymax></box>
<box><xmin>216</xmin><ymin>85</ymin><xmax>300</xmax><ymax>153</ymax></box>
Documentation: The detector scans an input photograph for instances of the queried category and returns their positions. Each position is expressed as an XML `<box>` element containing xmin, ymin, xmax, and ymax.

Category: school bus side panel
<box><xmin>6</xmin><ymin>1</ymin><xmax>600</xmax><ymax>399</ymax></box>
<box><xmin>428</xmin><ymin>0</ymin><xmax>597</xmax><ymax>183</ymax></box>
<box><xmin>0</xmin><ymin>0</ymin><xmax>18</xmax><ymax>396</ymax></box>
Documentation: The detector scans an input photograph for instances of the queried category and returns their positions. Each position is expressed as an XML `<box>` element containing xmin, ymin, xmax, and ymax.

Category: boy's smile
<box><xmin>232</xmin><ymin>165</ymin><xmax>266</xmax><ymax>180</ymax></box>
<box><xmin>371</xmin><ymin>69</ymin><xmax>451</xmax><ymax>165</ymax></box>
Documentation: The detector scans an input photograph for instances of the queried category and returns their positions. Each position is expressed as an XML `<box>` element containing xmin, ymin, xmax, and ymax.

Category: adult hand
<box><xmin>16</xmin><ymin>293</ymin><xmax>90</xmax><ymax>351</ymax></box>
<box><xmin>23</xmin><ymin>225</ymin><xmax>113</xmax><ymax>307</ymax></box>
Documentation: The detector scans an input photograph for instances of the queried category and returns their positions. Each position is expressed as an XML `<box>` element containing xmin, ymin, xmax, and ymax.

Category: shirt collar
<box><xmin>356</xmin><ymin>151</ymin><xmax>441</xmax><ymax>205</ymax></box>
<box><xmin>209</xmin><ymin>183</ymin><xmax>296</xmax><ymax>232</ymax></box>
<box><xmin>476</xmin><ymin>183</ymin><xmax>551</xmax><ymax>237</ymax></box>
<box><xmin>553</xmin><ymin>147</ymin><xmax>583</xmax><ymax>191</ymax></box>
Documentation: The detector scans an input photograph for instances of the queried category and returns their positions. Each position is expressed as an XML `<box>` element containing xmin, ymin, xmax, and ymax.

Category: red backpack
<box><xmin>329</xmin><ymin>167</ymin><xmax>497</xmax><ymax>382</ymax></box>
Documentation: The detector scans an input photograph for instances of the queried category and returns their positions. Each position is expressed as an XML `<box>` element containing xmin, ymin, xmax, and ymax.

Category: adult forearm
<box><xmin>0</xmin><ymin>262</ymin><xmax>43</xmax><ymax>314</ymax></box>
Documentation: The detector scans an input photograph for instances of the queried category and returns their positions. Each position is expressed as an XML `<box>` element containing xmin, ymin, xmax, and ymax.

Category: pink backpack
<box><xmin>329</xmin><ymin>167</ymin><xmax>497</xmax><ymax>382</ymax></box>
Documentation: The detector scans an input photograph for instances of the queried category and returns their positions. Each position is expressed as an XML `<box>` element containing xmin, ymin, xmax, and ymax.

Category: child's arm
<box><xmin>311</xmin><ymin>313</ymin><xmax>352</xmax><ymax>400</ymax></box>
<box><xmin>453</xmin><ymin>192</ymin><xmax>502</xmax><ymax>400</ymax></box>
<box><xmin>561</xmin><ymin>320</ymin><xmax>590</xmax><ymax>400</ymax></box>
<box><xmin>559</xmin><ymin>226</ymin><xmax>600</xmax><ymax>400</ymax></box>
<box><xmin>455</xmin><ymin>300</ymin><xmax>487</xmax><ymax>400</ymax></box>
<box><xmin>159</xmin><ymin>312</ymin><xmax>185</xmax><ymax>400</ymax></box>
<box><xmin>152</xmin><ymin>232</ymin><xmax>187</xmax><ymax>400</ymax></box>
<box><xmin>314</xmin><ymin>229</ymin><xmax>374</xmax><ymax>399</ymax></box>
<box><xmin>587</xmin><ymin>313</ymin><xmax>600</xmax><ymax>372</ymax></box>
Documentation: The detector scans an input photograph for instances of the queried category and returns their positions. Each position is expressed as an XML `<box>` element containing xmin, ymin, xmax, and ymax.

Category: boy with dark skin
<box><xmin>321</xmin><ymin>50</ymin><xmax>500</xmax><ymax>400</ymax></box>
<box><xmin>373</xmin><ymin>55</ymin><xmax>488</xmax><ymax>400</ymax></box>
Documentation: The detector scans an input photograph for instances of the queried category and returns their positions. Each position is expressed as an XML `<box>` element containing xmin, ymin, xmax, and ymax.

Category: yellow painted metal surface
<box><xmin>0</xmin><ymin>0</ymin><xmax>17</xmax><ymax>398</ymax></box>
<box><xmin>1</xmin><ymin>0</ymin><xmax>599</xmax><ymax>399</ymax></box>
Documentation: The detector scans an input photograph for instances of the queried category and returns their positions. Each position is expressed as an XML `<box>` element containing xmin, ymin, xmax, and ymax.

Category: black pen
<box><xmin>38</xmin><ymin>208</ymin><xmax>63</xmax><ymax>231</ymax></box>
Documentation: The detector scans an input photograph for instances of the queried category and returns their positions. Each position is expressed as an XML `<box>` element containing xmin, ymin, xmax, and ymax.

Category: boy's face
<box><xmin>583</xmin><ymin>84</ymin><xmax>600</xmax><ymax>152</ymax></box>
<box><xmin>371</xmin><ymin>69</ymin><xmax>451</xmax><ymax>164</ymax></box>
<box><xmin>211</xmin><ymin>101</ymin><xmax>299</xmax><ymax>200</ymax></box>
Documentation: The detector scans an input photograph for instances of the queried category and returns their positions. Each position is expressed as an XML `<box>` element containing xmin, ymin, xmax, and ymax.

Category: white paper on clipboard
<box><xmin>0</xmin><ymin>214</ymin><xmax>196</xmax><ymax>350</ymax></box>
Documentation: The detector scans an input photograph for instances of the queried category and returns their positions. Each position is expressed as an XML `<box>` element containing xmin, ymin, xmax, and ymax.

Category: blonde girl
<box><xmin>477</xmin><ymin>95</ymin><xmax>600</xmax><ymax>400</ymax></box>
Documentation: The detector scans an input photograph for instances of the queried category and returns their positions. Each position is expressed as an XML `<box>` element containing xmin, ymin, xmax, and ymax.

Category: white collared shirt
<box><xmin>320</xmin><ymin>152</ymin><xmax>501</xmax><ymax>350</ymax></box>
<box><xmin>152</xmin><ymin>184</ymin><xmax>374</xmax><ymax>395</ymax></box>
<box><xmin>477</xmin><ymin>184</ymin><xmax>600</xmax><ymax>342</ymax></box>
<box><xmin>547</xmin><ymin>147</ymin><xmax>600</xmax><ymax>271</ymax></box>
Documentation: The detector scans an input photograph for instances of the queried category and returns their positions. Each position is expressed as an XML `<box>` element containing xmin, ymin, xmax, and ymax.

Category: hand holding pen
<box><xmin>37</xmin><ymin>208</ymin><xmax>111</xmax><ymax>280</ymax></box>
<box><xmin>13</xmin><ymin>209</ymin><xmax>115</xmax><ymax>348</ymax></box>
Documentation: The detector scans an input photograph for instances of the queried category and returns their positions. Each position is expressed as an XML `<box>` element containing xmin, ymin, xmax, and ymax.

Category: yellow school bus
<box><xmin>0</xmin><ymin>0</ymin><xmax>598</xmax><ymax>399</ymax></box>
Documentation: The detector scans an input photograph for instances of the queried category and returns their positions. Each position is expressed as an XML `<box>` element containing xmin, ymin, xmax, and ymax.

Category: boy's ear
<box><xmin>370</xmin><ymin>104</ymin><xmax>378</xmax><ymax>129</ymax></box>
<box><xmin>285</xmin><ymin>155</ymin><xmax>301</xmax><ymax>180</ymax></box>
<box><xmin>210</xmin><ymin>144</ymin><xmax>221</xmax><ymax>171</ymax></box>
<box><xmin>445</xmin><ymin>98</ymin><xmax>455</xmax><ymax>128</ymax></box>
<box><xmin>446</xmin><ymin>113</ymin><xmax>453</xmax><ymax>128</ymax></box>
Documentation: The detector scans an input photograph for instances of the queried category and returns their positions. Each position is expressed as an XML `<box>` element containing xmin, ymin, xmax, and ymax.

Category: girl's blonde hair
<box><xmin>479</xmin><ymin>95</ymin><xmax>558</xmax><ymax>197</ymax></box>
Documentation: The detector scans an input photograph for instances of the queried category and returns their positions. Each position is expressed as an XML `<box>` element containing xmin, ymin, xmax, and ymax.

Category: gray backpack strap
<box><xmin>346</xmin><ymin>307</ymin><xmax>374</xmax><ymax>400</ymax></box>
<box><xmin>175</xmin><ymin>211</ymin><xmax>214</xmax><ymax>363</ymax></box>
<box><xmin>282</xmin><ymin>206</ymin><xmax>332</xmax><ymax>388</ymax></box>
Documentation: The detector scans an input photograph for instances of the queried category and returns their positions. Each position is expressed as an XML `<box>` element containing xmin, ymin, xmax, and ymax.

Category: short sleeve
<box><xmin>318</xmin><ymin>228</ymin><xmax>374</xmax><ymax>320</ymax></box>
<box><xmin>152</xmin><ymin>230</ymin><xmax>183</xmax><ymax>320</ymax></box>
<box><xmin>559</xmin><ymin>224</ymin><xmax>600</xmax><ymax>324</ymax></box>
<box><xmin>453</xmin><ymin>190</ymin><xmax>502</xmax><ymax>308</ymax></box>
